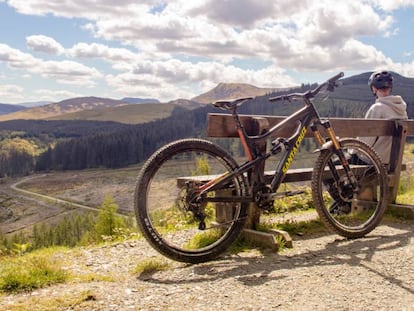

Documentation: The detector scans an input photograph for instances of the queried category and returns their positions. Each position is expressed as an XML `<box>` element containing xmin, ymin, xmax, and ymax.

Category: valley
<box><xmin>0</xmin><ymin>164</ymin><xmax>142</xmax><ymax>236</ymax></box>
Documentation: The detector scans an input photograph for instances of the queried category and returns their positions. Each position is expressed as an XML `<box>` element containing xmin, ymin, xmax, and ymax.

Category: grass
<box><xmin>0</xmin><ymin>250</ymin><xmax>68</xmax><ymax>293</ymax></box>
<box><xmin>1</xmin><ymin>290</ymin><xmax>97</xmax><ymax>311</ymax></box>
<box><xmin>134</xmin><ymin>257</ymin><xmax>171</xmax><ymax>276</ymax></box>
<box><xmin>271</xmin><ymin>218</ymin><xmax>328</xmax><ymax>236</ymax></box>
<box><xmin>184</xmin><ymin>229</ymin><xmax>224</xmax><ymax>250</ymax></box>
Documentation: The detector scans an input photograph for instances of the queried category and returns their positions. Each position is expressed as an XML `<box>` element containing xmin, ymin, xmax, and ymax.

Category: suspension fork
<box><xmin>311</xmin><ymin>120</ymin><xmax>359</xmax><ymax>188</ymax></box>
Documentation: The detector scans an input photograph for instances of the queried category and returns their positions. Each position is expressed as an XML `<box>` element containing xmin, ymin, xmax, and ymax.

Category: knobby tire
<box><xmin>134</xmin><ymin>139</ymin><xmax>248</xmax><ymax>263</ymax></box>
<box><xmin>311</xmin><ymin>138</ymin><xmax>388</xmax><ymax>238</ymax></box>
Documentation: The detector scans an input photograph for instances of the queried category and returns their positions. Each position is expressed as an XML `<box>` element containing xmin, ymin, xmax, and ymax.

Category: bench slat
<box><xmin>177</xmin><ymin>165</ymin><xmax>403</xmax><ymax>188</ymax></box>
<box><xmin>207</xmin><ymin>114</ymin><xmax>408</xmax><ymax>138</ymax></box>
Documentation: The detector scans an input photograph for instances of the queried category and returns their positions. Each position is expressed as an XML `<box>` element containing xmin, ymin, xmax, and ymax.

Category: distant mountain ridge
<box><xmin>19</xmin><ymin>101</ymin><xmax>52</xmax><ymax>108</ymax></box>
<box><xmin>121</xmin><ymin>97</ymin><xmax>160</xmax><ymax>104</ymax></box>
<box><xmin>191</xmin><ymin>82</ymin><xmax>291</xmax><ymax>104</ymax></box>
<box><xmin>0</xmin><ymin>103</ymin><xmax>26</xmax><ymax>115</ymax></box>
<box><xmin>0</xmin><ymin>82</ymin><xmax>276</xmax><ymax>122</ymax></box>
<box><xmin>46</xmin><ymin>102</ymin><xmax>179</xmax><ymax>124</ymax></box>
<box><xmin>0</xmin><ymin>96</ymin><xmax>129</xmax><ymax>121</ymax></box>
<box><xmin>1</xmin><ymin>72</ymin><xmax>414</xmax><ymax>123</ymax></box>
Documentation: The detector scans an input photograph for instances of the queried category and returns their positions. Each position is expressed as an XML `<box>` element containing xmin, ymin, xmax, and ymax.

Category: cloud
<box><xmin>367</xmin><ymin>0</ymin><xmax>414</xmax><ymax>11</ymax></box>
<box><xmin>67</xmin><ymin>42</ymin><xmax>138</xmax><ymax>62</ymax></box>
<box><xmin>26</xmin><ymin>35</ymin><xmax>64</xmax><ymax>54</ymax></box>
<box><xmin>106</xmin><ymin>58</ymin><xmax>296</xmax><ymax>100</ymax></box>
<box><xmin>34</xmin><ymin>89</ymin><xmax>81</xmax><ymax>101</ymax></box>
<box><xmin>5</xmin><ymin>0</ymin><xmax>147</xmax><ymax>18</ymax></box>
<box><xmin>3</xmin><ymin>0</ymin><xmax>414</xmax><ymax>103</ymax></box>
<box><xmin>0</xmin><ymin>84</ymin><xmax>24</xmax><ymax>101</ymax></box>
<box><xmin>4</xmin><ymin>1</ymin><xmax>399</xmax><ymax>63</ymax></box>
<box><xmin>296</xmin><ymin>1</ymin><xmax>394</xmax><ymax>46</ymax></box>
<box><xmin>193</xmin><ymin>0</ymin><xmax>275</xmax><ymax>27</ymax></box>
<box><xmin>0</xmin><ymin>43</ymin><xmax>39</xmax><ymax>69</ymax></box>
<box><xmin>0</xmin><ymin>43</ymin><xmax>102</xmax><ymax>86</ymax></box>
<box><xmin>39</xmin><ymin>60</ymin><xmax>102</xmax><ymax>86</ymax></box>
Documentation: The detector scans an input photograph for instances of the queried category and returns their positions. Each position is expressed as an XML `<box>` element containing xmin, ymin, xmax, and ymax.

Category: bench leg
<box><xmin>242</xmin><ymin>203</ymin><xmax>292</xmax><ymax>250</ymax></box>
<box><xmin>214</xmin><ymin>192</ymin><xmax>292</xmax><ymax>250</ymax></box>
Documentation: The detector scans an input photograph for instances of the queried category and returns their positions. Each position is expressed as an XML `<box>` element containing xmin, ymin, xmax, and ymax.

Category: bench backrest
<box><xmin>207</xmin><ymin>114</ymin><xmax>414</xmax><ymax>203</ymax></box>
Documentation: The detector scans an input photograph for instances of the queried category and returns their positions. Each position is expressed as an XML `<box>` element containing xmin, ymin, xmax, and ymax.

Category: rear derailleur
<box><xmin>184</xmin><ymin>181</ymin><xmax>207</xmax><ymax>230</ymax></box>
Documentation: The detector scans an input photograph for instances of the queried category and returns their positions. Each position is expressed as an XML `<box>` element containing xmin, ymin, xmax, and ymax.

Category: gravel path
<box><xmin>1</xmin><ymin>221</ymin><xmax>413</xmax><ymax>311</ymax></box>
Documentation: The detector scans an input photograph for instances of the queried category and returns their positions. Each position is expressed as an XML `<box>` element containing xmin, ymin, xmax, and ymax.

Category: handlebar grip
<box><xmin>326</xmin><ymin>72</ymin><xmax>344</xmax><ymax>91</ymax></box>
<box><xmin>329</xmin><ymin>72</ymin><xmax>344</xmax><ymax>83</ymax></box>
<box><xmin>269</xmin><ymin>95</ymin><xmax>287</xmax><ymax>102</ymax></box>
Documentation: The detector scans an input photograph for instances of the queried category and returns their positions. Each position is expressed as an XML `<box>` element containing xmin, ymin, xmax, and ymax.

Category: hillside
<box><xmin>47</xmin><ymin>102</ymin><xmax>179</xmax><ymax>124</ymax></box>
<box><xmin>335</xmin><ymin>72</ymin><xmax>414</xmax><ymax>102</ymax></box>
<box><xmin>166</xmin><ymin>99</ymin><xmax>203</xmax><ymax>109</ymax></box>
<box><xmin>192</xmin><ymin>83</ymin><xmax>290</xmax><ymax>104</ymax></box>
<box><xmin>0</xmin><ymin>103</ymin><xmax>26</xmax><ymax>115</ymax></box>
<box><xmin>0</xmin><ymin>97</ymin><xmax>128</xmax><ymax>121</ymax></box>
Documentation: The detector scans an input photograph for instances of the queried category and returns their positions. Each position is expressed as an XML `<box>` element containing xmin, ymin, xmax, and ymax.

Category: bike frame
<box><xmin>197</xmin><ymin>88</ymin><xmax>354</xmax><ymax>204</ymax></box>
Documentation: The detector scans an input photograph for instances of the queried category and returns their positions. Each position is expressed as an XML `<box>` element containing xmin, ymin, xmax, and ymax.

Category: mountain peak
<box><xmin>191</xmin><ymin>82</ymin><xmax>284</xmax><ymax>104</ymax></box>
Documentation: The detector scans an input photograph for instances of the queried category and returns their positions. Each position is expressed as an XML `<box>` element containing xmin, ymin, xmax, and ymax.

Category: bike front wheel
<box><xmin>134</xmin><ymin>138</ymin><xmax>248</xmax><ymax>263</ymax></box>
<box><xmin>311</xmin><ymin>138</ymin><xmax>388</xmax><ymax>238</ymax></box>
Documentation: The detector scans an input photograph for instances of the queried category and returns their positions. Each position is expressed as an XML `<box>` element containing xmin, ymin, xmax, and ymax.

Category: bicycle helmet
<box><xmin>368</xmin><ymin>70</ymin><xmax>393</xmax><ymax>94</ymax></box>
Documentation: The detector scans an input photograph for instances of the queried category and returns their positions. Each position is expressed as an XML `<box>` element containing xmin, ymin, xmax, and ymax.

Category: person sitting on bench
<box><xmin>361</xmin><ymin>70</ymin><xmax>408</xmax><ymax>164</ymax></box>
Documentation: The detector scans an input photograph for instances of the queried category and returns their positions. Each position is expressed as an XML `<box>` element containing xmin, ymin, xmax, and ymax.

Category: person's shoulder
<box><xmin>365</xmin><ymin>101</ymin><xmax>388</xmax><ymax>118</ymax></box>
<box><xmin>369</xmin><ymin>102</ymin><xmax>384</xmax><ymax>110</ymax></box>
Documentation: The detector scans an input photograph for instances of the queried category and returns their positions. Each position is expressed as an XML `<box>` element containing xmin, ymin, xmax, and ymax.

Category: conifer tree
<box><xmin>93</xmin><ymin>195</ymin><xmax>126</xmax><ymax>240</ymax></box>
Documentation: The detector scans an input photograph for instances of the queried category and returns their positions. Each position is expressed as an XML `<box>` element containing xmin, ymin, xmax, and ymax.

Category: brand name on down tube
<box><xmin>282</xmin><ymin>126</ymin><xmax>307</xmax><ymax>174</ymax></box>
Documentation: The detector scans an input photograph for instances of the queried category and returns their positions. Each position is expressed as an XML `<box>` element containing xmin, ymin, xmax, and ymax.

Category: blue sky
<box><xmin>1</xmin><ymin>0</ymin><xmax>414</xmax><ymax>104</ymax></box>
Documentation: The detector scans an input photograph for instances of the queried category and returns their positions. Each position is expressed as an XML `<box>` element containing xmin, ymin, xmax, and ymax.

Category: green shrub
<box><xmin>93</xmin><ymin>195</ymin><xmax>127</xmax><ymax>242</ymax></box>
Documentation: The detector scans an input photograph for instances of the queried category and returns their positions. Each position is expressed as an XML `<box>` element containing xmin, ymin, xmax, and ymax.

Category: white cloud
<box><xmin>296</xmin><ymin>1</ymin><xmax>394</xmax><ymax>46</ymax></box>
<box><xmin>0</xmin><ymin>43</ymin><xmax>102</xmax><ymax>86</ymax></box>
<box><xmin>0</xmin><ymin>84</ymin><xmax>24</xmax><ymax>102</ymax></box>
<box><xmin>367</xmin><ymin>0</ymin><xmax>414</xmax><ymax>11</ymax></box>
<box><xmin>67</xmin><ymin>42</ymin><xmax>138</xmax><ymax>62</ymax></box>
<box><xmin>6</xmin><ymin>0</ymin><xmax>147</xmax><ymax>18</ymax></box>
<box><xmin>39</xmin><ymin>60</ymin><xmax>102</xmax><ymax>86</ymax></box>
<box><xmin>192</xmin><ymin>0</ymin><xmax>276</xmax><ymax>27</ymax></box>
<box><xmin>4</xmin><ymin>1</ymin><xmax>399</xmax><ymax>63</ymax></box>
<box><xmin>26</xmin><ymin>35</ymin><xmax>64</xmax><ymax>54</ymax></box>
<box><xmin>34</xmin><ymin>89</ymin><xmax>81</xmax><ymax>102</ymax></box>
<box><xmin>105</xmin><ymin>58</ymin><xmax>296</xmax><ymax>101</ymax></box>
<box><xmin>2</xmin><ymin>0</ymin><xmax>414</xmax><ymax>103</ymax></box>
<box><xmin>0</xmin><ymin>43</ymin><xmax>39</xmax><ymax>69</ymax></box>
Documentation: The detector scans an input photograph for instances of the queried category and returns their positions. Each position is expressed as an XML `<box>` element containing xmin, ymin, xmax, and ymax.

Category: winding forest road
<box><xmin>1</xmin><ymin>173</ymin><xmax>131</xmax><ymax>235</ymax></box>
<box><xmin>10</xmin><ymin>175</ymin><xmax>100</xmax><ymax>213</ymax></box>
<box><xmin>1</xmin><ymin>175</ymin><xmax>101</xmax><ymax>235</ymax></box>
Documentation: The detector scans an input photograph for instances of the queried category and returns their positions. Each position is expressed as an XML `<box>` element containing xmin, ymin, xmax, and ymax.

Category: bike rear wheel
<box><xmin>311</xmin><ymin>138</ymin><xmax>388</xmax><ymax>238</ymax></box>
<box><xmin>134</xmin><ymin>139</ymin><xmax>248</xmax><ymax>263</ymax></box>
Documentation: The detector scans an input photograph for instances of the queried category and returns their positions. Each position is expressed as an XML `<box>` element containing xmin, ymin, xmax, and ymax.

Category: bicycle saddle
<box><xmin>213</xmin><ymin>96</ymin><xmax>253</xmax><ymax>110</ymax></box>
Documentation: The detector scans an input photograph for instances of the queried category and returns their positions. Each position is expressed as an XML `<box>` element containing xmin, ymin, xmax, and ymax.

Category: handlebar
<box><xmin>269</xmin><ymin>72</ymin><xmax>344</xmax><ymax>102</ymax></box>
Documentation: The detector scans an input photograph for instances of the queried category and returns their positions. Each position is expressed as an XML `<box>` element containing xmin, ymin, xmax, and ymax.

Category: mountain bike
<box><xmin>134</xmin><ymin>72</ymin><xmax>388</xmax><ymax>263</ymax></box>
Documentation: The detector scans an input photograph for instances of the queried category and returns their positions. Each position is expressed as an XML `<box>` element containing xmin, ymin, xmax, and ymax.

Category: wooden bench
<box><xmin>181</xmin><ymin>115</ymin><xmax>414</xmax><ymax>249</ymax></box>
<box><xmin>208</xmin><ymin>114</ymin><xmax>414</xmax><ymax>202</ymax></box>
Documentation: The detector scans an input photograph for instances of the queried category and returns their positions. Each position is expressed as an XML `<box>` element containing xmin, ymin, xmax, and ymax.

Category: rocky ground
<box><xmin>1</xmin><ymin>221</ymin><xmax>413</xmax><ymax>311</ymax></box>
